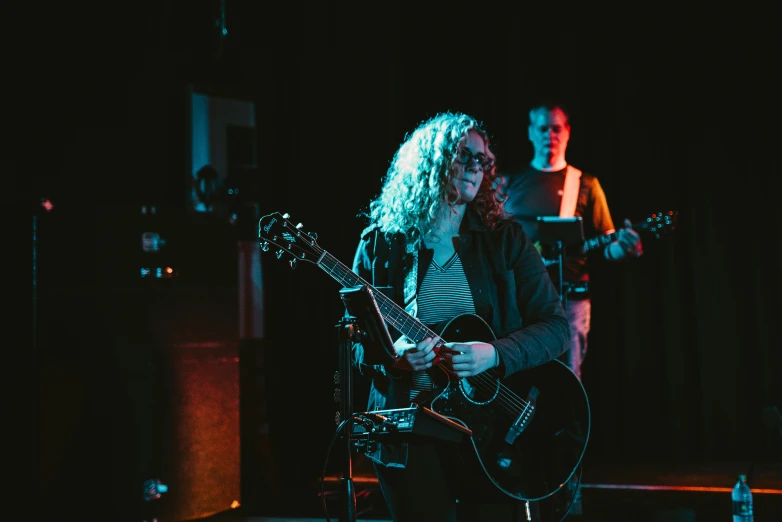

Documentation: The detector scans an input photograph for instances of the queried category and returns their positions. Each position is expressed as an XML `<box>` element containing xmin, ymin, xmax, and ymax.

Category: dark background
<box><xmin>15</xmin><ymin>1</ymin><xmax>780</xmax><ymax>521</ymax></box>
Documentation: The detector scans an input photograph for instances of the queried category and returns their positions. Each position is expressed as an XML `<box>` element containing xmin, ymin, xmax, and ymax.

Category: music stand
<box><xmin>536</xmin><ymin>216</ymin><xmax>584</xmax><ymax>309</ymax></box>
<box><xmin>340</xmin><ymin>285</ymin><xmax>399</xmax><ymax>366</ymax></box>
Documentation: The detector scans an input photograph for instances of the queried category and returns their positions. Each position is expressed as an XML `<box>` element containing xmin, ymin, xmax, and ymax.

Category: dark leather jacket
<box><xmin>350</xmin><ymin>205</ymin><xmax>570</xmax><ymax>413</ymax></box>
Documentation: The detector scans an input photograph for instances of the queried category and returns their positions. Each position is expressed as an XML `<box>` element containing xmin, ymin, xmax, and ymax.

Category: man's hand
<box><xmin>608</xmin><ymin>218</ymin><xmax>644</xmax><ymax>260</ymax></box>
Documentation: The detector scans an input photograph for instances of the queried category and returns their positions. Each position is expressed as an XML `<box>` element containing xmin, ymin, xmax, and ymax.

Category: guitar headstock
<box><xmin>258</xmin><ymin>212</ymin><xmax>322</xmax><ymax>268</ymax></box>
<box><xmin>639</xmin><ymin>210</ymin><xmax>678</xmax><ymax>239</ymax></box>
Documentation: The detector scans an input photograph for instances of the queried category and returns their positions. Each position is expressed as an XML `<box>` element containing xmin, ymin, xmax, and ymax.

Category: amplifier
<box><xmin>353</xmin><ymin>406</ymin><xmax>472</xmax><ymax>443</ymax></box>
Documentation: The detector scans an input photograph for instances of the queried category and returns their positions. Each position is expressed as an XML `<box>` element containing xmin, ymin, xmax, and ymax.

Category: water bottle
<box><xmin>732</xmin><ymin>474</ymin><xmax>754</xmax><ymax>521</ymax></box>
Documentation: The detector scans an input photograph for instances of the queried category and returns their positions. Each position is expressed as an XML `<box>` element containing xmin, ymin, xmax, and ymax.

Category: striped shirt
<box><xmin>410</xmin><ymin>253</ymin><xmax>476</xmax><ymax>401</ymax></box>
<box><xmin>417</xmin><ymin>253</ymin><xmax>476</xmax><ymax>324</ymax></box>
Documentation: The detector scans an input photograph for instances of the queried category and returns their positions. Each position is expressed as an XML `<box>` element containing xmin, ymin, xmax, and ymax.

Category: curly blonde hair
<box><xmin>363</xmin><ymin>112</ymin><xmax>505</xmax><ymax>244</ymax></box>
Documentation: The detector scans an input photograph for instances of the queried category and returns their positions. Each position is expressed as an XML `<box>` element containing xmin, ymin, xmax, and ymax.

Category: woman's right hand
<box><xmin>392</xmin><ymin>336</ymin><xmax>440</xmax><ymax>372</ymax></box>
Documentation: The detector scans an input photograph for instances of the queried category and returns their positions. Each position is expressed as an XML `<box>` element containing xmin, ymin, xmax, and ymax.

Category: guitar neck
<box><xmin>582</xmin><ymin>221</ymin><xmax>649</xmax><ymax>254</ymax></box>
<box><xmin>583</xmin><ymin>231</ymin><xmax>619</xmax><ymax>253</ymax></box>
<box><xmin>316</xmin><ymin>251</ymin><xmax>437</xmax><ymax>343</ymax></box>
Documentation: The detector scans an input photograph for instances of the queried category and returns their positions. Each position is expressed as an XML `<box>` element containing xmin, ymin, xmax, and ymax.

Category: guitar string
<box><xmin>557</xmin><ymin>212</ymin><xmax>678</xmax><ymax>254</ymax></box>
<box><xmin>271</xmin><ymin>222</ymin><xmax>549</xmax><ymax>418</ymax></box>
<box><xmin>379</xmin><ymin>307</ymin><xmax>529</xmax><ymax>419</ymax></box>
<box><xmin>318</xmin><ymin>251</ymin><xmax>520</xmax><ymax>397</ymax></box>
<box><xmin>267</xmin><ymin>222</ymin><xmax>535</xmax><ymax>419</ymax></box>
<box><xmin>310</xmin><ymin>238</ymin><xmax>531</xmax><ymax>418</ymax></box>
<box><xmin>372</xmin><ymin>304</ymin><xmax>532</xmax><ymax>417</ymax></box>
<box><xmin>269</xmin><ymin>214</ymin><xmax>672</xmax><ymax>417</ymax></box>
<box><xmin>307</xmin><ymin>242</ymin><xmax>532</xmax><ymax>419</ymax></box>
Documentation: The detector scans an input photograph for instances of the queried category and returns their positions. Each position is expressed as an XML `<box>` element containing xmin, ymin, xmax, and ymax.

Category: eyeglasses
<box><xmin>454</xmin><ymin>148</ymin><xmax>494</xmax><ymax>170</ymax></box>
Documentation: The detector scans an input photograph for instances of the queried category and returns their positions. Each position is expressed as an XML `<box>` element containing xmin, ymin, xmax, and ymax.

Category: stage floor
<box><xmin>182</xmin><ymin>459</ymin><xmax>782</xmax><ymax>522</ymax></box>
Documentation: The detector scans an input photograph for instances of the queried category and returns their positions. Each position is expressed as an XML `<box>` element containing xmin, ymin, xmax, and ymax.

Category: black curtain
<box><xmin>251</xmin><ymin>5</ymin><xmax>782</xmax><ymax>476</ymax></box>
<box><xmin>24</xmin><ymin>2</ymin><xmax>781</xmax><ymax>519</ymax></box>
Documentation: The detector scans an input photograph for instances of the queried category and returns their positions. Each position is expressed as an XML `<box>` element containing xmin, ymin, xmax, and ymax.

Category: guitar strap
<box><xmin>403</xmin><ymin>243</ymin><xmax>418</xmax><ymax>318</ymax></box>
<box><xmin>378</xmin><ymin>230</ymin><xmax>436</xmax><ymax>403</ymax></box>
<box><xmin>375</xmin><ymin>229</ymin><xmax>418</xmax><ymax>317</ymax></box>
<box><xmin>559</xmin><ymin>165</ymin><xmax>582</xmax><ymax>218</ymax></box>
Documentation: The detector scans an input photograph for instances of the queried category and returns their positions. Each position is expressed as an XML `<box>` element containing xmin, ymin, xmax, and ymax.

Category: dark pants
<box><xmin>373</xmin><ymin>441</ymin><xmax>541</xmax><ymax>522</ymax></box>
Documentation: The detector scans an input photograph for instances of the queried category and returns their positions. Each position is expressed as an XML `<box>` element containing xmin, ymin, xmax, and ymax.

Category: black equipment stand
<box><xmin>536</xmin><ymin>216</ymin><xmax>585</xmax><ymax>309</ymax></box>
<box><xmin>336</xmin><ymin>315</ymin><xmax>360</xmax><ymax>522</ymax></box>
<box><xmin>335</xmin><ymin>285</ymin><xmax>398</xmax><ymax>522</ymax></box>
<box><xmin>536</xmin><ymin>216</ymin><xmax>587</xmax><ymax>519</ymax></box>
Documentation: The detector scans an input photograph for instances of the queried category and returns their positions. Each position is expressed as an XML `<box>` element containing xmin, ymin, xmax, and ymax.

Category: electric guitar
<box><xmin>259</xmin><ymin>211</ymin><xmax>591</xmax><ymax>501</ymax></box>
<box><xmin>538</xmin><ymin>209</ymin><xmax>679</xmax><ymax>265</ymax></box>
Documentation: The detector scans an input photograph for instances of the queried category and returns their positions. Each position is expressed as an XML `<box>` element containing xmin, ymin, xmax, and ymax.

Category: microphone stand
<box><xmin>535</xmin><ymin>216</ymin><xmax>587</xmax><ymax>520</ymax></box>
<box><xmin>336</xmin><ymin>315</ymin><xmax>360</xmax><ymax>522</ymax></box>
<box><xmin>553</xmin><ymin>240</ymin><xmax>567</xmax><ymax>309</ymax></box>
<box><xmin>334</xmin><ymin>284</ymin><xmax>397</xmax><ymax>522</ymax></box>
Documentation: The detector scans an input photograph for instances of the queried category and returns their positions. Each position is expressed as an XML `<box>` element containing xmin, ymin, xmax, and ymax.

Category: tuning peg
<box><xmin>276</xmin><ymin>249</ymin><xmax>284</xmax><ymax>259</ymax></box>
<box><xmin>289</xmin><ymin>258</ymin><xmax>297</xmax><ymax>269</ymax></box>
<box><xmin>308</xmin><ymin>232</ymin><xmax>318</xmax><ymax>240</ymax></box>
<box><xmin>296</xmin><ymin>223</ymin><xmax>303</xmax><ymax>229</ymax></box>
<box><xmin>283</xmin><ymin>212</ymin><xmax>290</xmax><ymax>218</ymax></box>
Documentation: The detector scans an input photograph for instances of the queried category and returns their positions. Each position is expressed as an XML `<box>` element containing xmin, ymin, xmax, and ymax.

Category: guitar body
<box><xmin>426</xmin><ymin>314</ymin><xmax>590</xmax><ymax>502</ymax></box>
<box><xmin>257</xmin><ymin>211</ymin><xmax>595</xmax><ymax>503</ymax></box>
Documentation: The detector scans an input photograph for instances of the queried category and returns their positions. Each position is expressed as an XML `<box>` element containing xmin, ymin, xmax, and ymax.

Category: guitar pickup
<box><xmin>504</xmin><ymin>387</ymin><xmax>539</xmax><ymax>445</ymax></box>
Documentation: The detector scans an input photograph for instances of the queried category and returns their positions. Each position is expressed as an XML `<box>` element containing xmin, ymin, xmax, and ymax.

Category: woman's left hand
<box><xmin>439</xmin><ymin>341</ymin><xmax>497</xmax><ymax>377</ymax></box>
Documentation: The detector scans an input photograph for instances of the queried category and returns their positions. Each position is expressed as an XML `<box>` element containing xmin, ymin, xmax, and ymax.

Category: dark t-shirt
<box><xmin>496</xmin><ymin>165</ymin><xmax>616</xmax><ymax>287</ymax></box>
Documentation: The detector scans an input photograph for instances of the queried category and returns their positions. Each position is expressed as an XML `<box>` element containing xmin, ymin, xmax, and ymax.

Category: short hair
<box><xmin>528</xmin><ymin>97</ymin><xmax>572</xmax><ymax>126</ymax></box>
